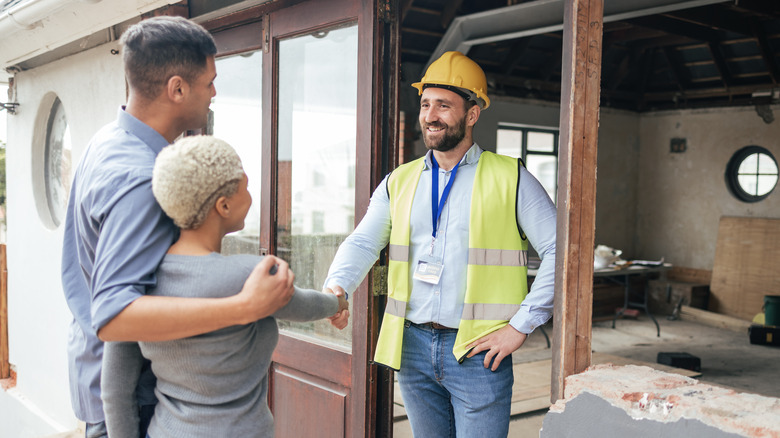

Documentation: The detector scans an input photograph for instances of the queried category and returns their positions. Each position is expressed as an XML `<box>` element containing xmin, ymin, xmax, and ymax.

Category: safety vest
<box><xmin>374</xmin><ymin>151</ymin><xmax>529</xmax><ymax>370</ymax></box>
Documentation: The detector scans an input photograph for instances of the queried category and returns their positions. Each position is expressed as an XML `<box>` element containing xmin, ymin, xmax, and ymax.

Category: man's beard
<box><xmin>422</xmin><ymin>116</ymin><xmax>467</xmax><ymax>152</ymax></box>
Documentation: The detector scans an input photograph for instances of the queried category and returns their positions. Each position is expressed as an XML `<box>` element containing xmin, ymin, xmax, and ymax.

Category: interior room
<box><xmin>393</xmin><ymin>0</ymin><xmax>780</xmax><ymax>435</ymax></box>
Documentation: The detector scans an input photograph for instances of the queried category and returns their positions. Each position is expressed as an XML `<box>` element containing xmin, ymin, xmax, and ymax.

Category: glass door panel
<box><xmin>276</xmin><ymin>23</ymin><xmax>358</xmax><ymax>347</ymax></box>
<box><xmin>211</xmin><ymin>50</ymin><xmax>263</xmax><ymax>255</ymax></box>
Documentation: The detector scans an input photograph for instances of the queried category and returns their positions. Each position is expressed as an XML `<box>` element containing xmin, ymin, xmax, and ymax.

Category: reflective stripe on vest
<box><xmin>468</xmin><ymin>248</ymin><xmax>527</xmax><ymax>267</ymax></box>
<box><xmin>461</xmin><ymin>303</ymin><xmax>522</xmax><ymax>321</ymax></box>
<box><xmin>373</xmin><ymin>152</ymin><xmax>528</xmax><ymax>370</ymax></box>
<box><xmin>388</xmin><ymin>244</ymin><xmax>409</xmax><ymax>262</ymax></box>
<box><xmin>384</xmin><ymin>297</ymin><xmax>407</xmax><ymax>318</ymax></box>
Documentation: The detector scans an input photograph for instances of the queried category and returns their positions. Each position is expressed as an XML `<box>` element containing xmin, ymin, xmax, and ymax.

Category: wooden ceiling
<box><xmin>401</xmin><ymin>0</ymin><xmax>780</xmax><ymax>112</ymax></box>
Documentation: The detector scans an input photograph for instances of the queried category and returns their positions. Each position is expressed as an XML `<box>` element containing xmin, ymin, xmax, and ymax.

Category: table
<box><xmin>598</xmin><ymin>263</ymin><xmax>671</xmax><ymax>337</ymax></box>
<box><xmin>528</xmin><ymin>263</ymin><xmax>671</xmax><ymax>337</ymax></box>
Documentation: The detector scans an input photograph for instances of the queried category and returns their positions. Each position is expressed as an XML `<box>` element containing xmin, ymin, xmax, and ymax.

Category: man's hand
<box><xmin>466</xmin><ymin>324</ymin><xmax>527</xmax><ymax>371</ymax></box>
<box><xmin>98</xmin><ymin>256</ymin><xmax>295</xmax><ymax>342</ymax></box>
<box><xmin>235</xmin><ymin>256</ymin><xmax>295</xmax><ymax>324</ymax></box>
<box><xmin>325</xmin><ymin>285</ymin><xmax>350</xmax><ymax>330</ymax></box>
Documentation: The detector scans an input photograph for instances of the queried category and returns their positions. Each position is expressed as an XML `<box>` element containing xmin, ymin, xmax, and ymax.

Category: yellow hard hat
<box><xmin>412</xmin><ymin>51</ymin><xmax>490</xmax><ymax>109</ymax></box>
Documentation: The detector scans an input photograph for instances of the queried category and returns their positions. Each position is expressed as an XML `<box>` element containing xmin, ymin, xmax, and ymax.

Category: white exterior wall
<box><xmin>2</xmin><ymin>41</ymin><xmax>125</xmax><ymax>436</ymax></box>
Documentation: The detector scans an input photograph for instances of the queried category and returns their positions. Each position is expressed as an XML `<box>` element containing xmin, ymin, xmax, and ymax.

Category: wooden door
<box><xmin>206</xmin><ymin>0</ymin><xmax>396</xmax><ymax>435</ymax></box>
<box><xmin>263</xmin><ymin>0</ymin><xmax>395</xmax><ymax>437</ymax></box>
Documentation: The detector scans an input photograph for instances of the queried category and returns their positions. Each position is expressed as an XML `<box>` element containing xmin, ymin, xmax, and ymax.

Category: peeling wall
<box><xmin>593</xmin><ymin>109</ymin><xmax>641</xmax><ymax>258</ymax></box>
<box><xmin>470</xmin><ymin>98</ymin><xmax>780</xmax><ymax>270</ymax></box>
<box><xmin>636</xmin><ymin>106</ymin><xmax>780</xmax><ymax>269</ymax></box>
<box><xmin>474</xmin><ymin>100</ymin><xmax>643</xmax><ymax>258</ymax></box>
<box><xmin>541</xmin><ymin>364</ymin><xmax>780</xmax><ymax>438</ymax></box>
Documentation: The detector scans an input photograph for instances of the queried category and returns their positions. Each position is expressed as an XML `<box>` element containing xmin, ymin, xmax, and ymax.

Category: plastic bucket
<box><xmin>765</xmin><ymin>295</ymin><xmax>780</xmax><ymax>326</ymax></box>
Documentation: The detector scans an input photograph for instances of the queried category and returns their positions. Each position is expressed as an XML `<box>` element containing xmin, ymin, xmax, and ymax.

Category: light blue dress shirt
<box><xmin>325</xmin><ymin>143</ymin><xmax>557</xmax><ymax>334</ymax></box>
<box><xmin>61</xmin><ymin>108</ymin><xmax>176</xmax><ymax>422</ymax></box>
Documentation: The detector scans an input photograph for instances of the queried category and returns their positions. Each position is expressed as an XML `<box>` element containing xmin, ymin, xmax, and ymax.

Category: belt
<box><xmin>408</xmin><ymin>320</ymin><xmax>457</xmax><ymax>331</ymax></box>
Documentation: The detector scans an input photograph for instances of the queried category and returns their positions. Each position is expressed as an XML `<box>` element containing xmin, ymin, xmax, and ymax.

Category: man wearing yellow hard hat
<box><xmin>325</xmin><ymin>51</ymin><xmax>557</xmax><ymax>437</ymax></box>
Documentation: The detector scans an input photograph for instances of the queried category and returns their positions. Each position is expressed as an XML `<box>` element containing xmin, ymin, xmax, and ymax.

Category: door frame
<box><xmin>204</xmin><ymin>0</ymin><xmax>399</xmax><ymax>435</ymax></box>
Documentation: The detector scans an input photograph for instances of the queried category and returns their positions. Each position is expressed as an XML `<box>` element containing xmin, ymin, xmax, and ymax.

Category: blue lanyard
<box><xmin>431</xmin><ymin>155</ymin><xmax>460</xmax><ymax>240</ymax></box>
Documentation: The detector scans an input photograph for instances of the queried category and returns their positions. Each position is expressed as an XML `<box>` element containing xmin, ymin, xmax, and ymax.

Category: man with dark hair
<box><xmin>61</xmin><ymin>16</ymin><xmax>295</xmax><ymax>438</ymax></box>
<box><xmin>120</xmin><ymin>16</ymin><xmax>218</xmax><ymax>101</ymax></box>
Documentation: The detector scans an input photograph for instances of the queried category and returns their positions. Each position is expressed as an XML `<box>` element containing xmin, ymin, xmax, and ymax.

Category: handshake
<box><xmin>324</xmin><ymin>285</ymin><xmax>350</xmax><ymax>330</ymax></box>
<box><xmin>233</xmin><ymin>256</ymin><xmax>350</xmax><ymax>330</ymax></box>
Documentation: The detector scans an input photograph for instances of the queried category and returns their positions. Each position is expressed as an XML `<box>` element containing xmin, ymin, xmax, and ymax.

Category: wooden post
<box><xmin>551</xmin><ymin>0</ymin><xmax>603</xmax><ymax>402</ymax></box>
<box><xmin>1</xmin><ymin>244</ymin><xmax>8</xmax><ymax>379</ymax></box>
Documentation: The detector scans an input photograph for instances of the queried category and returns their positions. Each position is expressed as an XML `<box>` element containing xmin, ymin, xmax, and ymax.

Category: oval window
<box><xmin>44</xmin><ymin>97</ymin><xmax>72</xmax><ymax>226</ymax></box>
<box><xmin>725</xmin><ymin>145</ymin><xmax>778</xmax><ymax>203</ymax></box>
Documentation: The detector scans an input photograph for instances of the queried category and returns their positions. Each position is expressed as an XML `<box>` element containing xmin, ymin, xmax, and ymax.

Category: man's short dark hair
<box><xmin>119</xmin><ymin>16</ymin><xmax>217</xmax><ymax>100</ymax></box>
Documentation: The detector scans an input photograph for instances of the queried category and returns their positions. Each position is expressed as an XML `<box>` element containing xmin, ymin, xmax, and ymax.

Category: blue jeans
<box><xmin>397</xmin><ymin>321</ymin><xmax>513</xmax><ymax>438</ymax></box>
<box><xmin>139</xmin><ymin>404</ymin><xmax>155</xmax><ymax>438</ymax></box>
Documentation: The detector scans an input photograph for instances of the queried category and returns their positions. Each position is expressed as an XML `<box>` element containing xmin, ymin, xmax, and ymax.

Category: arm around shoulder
<box><xmin>98</xmin><ymin>255</ymin><xmax>296</xmax><ymax>341</ymax></box>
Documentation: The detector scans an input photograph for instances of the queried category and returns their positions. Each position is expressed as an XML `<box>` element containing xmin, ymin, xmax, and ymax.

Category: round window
<box><xmin>44</xmin><ymin>97</ymin><xmax>72</xmax><ymax>226</ymax></box>
<box><xmin>725</xmin><ymin>146</ymin><xmax>778</xmax><ymax>203</ymax></box>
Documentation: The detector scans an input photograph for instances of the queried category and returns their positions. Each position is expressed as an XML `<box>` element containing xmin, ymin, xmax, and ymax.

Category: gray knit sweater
<box><xmin>101</xmin><ymin>253</ymin><xmax>338</xmax><ymax>438</ymax></box>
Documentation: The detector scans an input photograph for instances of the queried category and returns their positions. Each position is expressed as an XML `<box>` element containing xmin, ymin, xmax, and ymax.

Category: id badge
<box><xmin>413</xmin><ymin>256</ymin><xmax>444</xmax><ymax>285</ymax></box>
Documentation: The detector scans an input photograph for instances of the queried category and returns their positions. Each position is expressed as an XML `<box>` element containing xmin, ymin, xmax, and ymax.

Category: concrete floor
<box><xmin>45</xmin><ymin>314</ymin><xmax>780</xmax><ymax>438</ymax></box>
<box><xmin>394</xmin><ymin>314</ymin><xmax>780</xmax><ymax>437</ymax></box>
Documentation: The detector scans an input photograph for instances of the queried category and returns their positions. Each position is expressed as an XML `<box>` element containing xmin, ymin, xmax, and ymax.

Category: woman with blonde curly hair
<box><xmin>102</xmin><ymin>135</ymin><xmax>348</xmax><ymax>438</ymax></box>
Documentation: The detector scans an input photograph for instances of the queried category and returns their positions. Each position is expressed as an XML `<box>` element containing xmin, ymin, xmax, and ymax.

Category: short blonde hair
<box><xmin>153</xmin><ymin>135</ymin><xmax>244</xmax><ymax>229</ymax></box>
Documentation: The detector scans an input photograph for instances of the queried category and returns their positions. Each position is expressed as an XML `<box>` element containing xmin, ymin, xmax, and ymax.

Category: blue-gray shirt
<box><xmin>325</xmin><ymin>144</ymin><xmax>557</xmax><ymax>333</ymax></box>
<box><xmin>61</xmin><ymin>107</ymin><xmax>176</xmax><ymax>422</ymax></box>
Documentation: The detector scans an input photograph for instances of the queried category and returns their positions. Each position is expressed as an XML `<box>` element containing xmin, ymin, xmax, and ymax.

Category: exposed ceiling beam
<box><xmin>408</xmin><ymin>6</ymin><xmax>438</xmax><ymax>16</ymax></box>
<box><xmin>663</xmin><ymin>46</ymin><xmax>688</xmax><ymax>91</ymax></box>
<box><xmin>732</xmin><ymin>71</ymin><xmax>772</xmax><ymax>80</ymax></box>
<box><xmin>636</xmin><ymin>48</ymin><xmax>656</xmax><ymax>110</ymax></box>
<box><xmin>637</xmin><ymin>83</ymin><xmax>769</xmax><ymax>100</ymax></box>
<box><xmin>489</xmin><ymin>72</ymin><xmax>562</xmax><ymax>94</ymax></box>
<box><xmin>629</xmin><ymin>34</ymin><xmax>697</xmax><ymax>51</ymax></box>
<box><xmin>401</xmin><ymin>47</ymin><xmax>431</xmax><ymax>57</ymax></box>
<box><xmin>428</xmin><ymin>0</ymin><xmax>730</xmax><ymax>68</ymax></box>
<box><xmin>602</xmin><ymin>82</ymin><xmax>762</xmax><ymax>101</ymax></box>
<box><xmin>628</xmin><ymin>14</ymin><xmax>720</xmax><ymax>41</ymax></box>
<box><xmin>608</xmin><ymin>50</ymin><xmax>633</xmax><ymax>92</ymax></box>
<box><xmin>731</xmin><ymin>0</ymin><xmax>780</xmax><ymax>19</ymax></box>
<box><xmin>489</xmin><ymin>71</ymin><xmax>773</xmax><ymax>108</ymax></box>
<box><xmin>440</xmin><ymin>0</ymin><xmax>464</xmax><ymax>29</ymax></box>
<box><xmin>707</xmin><ymin>41</ymin><xmax>732</xmax><ymax>89</ymax></box>
<box><xmin>400</xmin><ymin>0</ymin><xmax>415</xmax><ymax>22</ymax></box>
<box><xmin>402</xmin><ymin>27</ymin><xmax>444</xmax><ymax>38</ymax></box>
<box><xmin>400</xmin><ymin>0</ymin><xmax>777</xmax><ymax>112</ymax></box>
<box><xmin>541</xmin><ymin>42</ymin><xmax>563</xmax><ymax>82</ymax></box>
<box><xmin>603</xmin><ymin>25</ymin><xmax>668</xmax><ymax>48</ymax></box>
<box><xmin>501</xmin><ymin>38</ymin><xmax>531</xmax><ymax>75</ymax></box>
<box><xmin>661</xmin><ymin>7</ymin><xmax>752</xmax><ymax>35</ymax></box>
<box><xmin>751</xmin><ymin>19</ymin><xmax>780</xmax><ymax>84</ymax></box>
